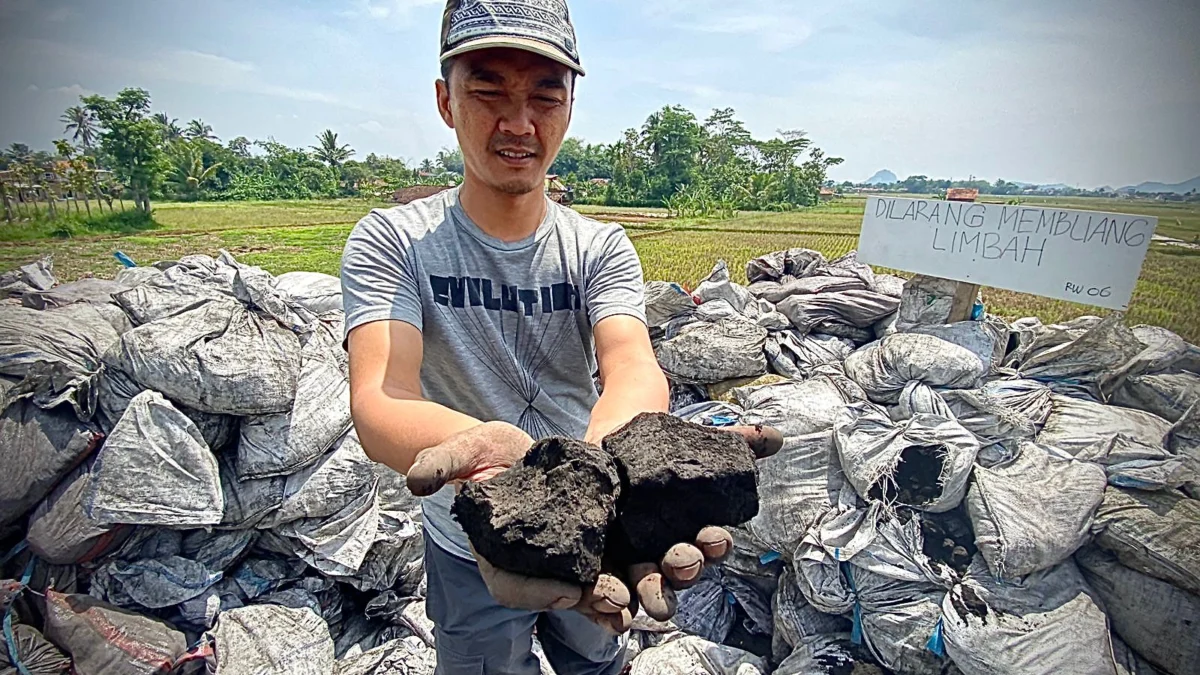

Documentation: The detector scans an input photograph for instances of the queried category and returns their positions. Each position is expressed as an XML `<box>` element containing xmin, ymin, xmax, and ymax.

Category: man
<box><xmin>341</xmin><ymin>2</ymin><xmax>778</xmax><ymax>673</ymax></box>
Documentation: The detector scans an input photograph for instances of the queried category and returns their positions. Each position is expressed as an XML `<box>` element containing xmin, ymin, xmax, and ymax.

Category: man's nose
<box><xmin>497</xmin><ymin>101</ymin><xmax>536</xmax><ymax>138</ymax></box>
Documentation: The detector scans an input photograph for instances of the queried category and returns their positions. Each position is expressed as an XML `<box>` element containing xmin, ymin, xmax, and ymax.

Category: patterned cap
<box><xmin>440</xmin><ymin>0</ymin><xmax>584</xmax><ymax>76</ymax></box>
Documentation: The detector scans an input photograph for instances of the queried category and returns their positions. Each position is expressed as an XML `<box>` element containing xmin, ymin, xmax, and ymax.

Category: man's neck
<box><xmin>457</xmin><ymin>173</ymin><xmax>547</xmax><ymax>243</ymax></box>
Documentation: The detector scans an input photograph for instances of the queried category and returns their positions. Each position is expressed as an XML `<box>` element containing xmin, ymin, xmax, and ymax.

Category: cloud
<box><xmin>343</xmin><ymin>0</ymin><xmax>441</xmax><ymax>25</ymax></box>
<box><xmin>358</xmin><ymin>120</ymin><xmax>385</xmax><ymax>133</ymax></box>
<box><xmin>641</xmin><ymin>0</ymin><xmax>820</xmax><ymax>51</ymax></box>
<box><xmin>47</xmin><ymin>84</ymin><xmax>96</xmax><ymax>97</ymax></box>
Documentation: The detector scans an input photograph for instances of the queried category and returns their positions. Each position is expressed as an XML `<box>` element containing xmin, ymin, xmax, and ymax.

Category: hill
<box><xmin>865</xmin><ymin>169</ymin><xmax>897</xmax><ymax>185</ymax></box>
<box><xmin>1121</xmin><ymin>176</ymin><xmax>1200</xmax><ymax>194</ymax></box>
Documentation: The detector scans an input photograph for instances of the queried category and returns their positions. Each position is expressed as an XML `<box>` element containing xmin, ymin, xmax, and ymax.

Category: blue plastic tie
<box><xmin>759</xmin><ymin>551</ymin><xmax>781</xmax><ymax>565</ymax></box>
<box><xmin>113</xmin><ymin>251</ymin><xmax>137</xmax><ymax>268</ymax></box>
<box><xmin>926</xmin><ymin>619</ymin><xmax>946</xmax><ymax>657</ymax></box>
<box><xmin>3</xmin><ymin>558</ymin><xmax>36</xmax><ymax>675</ymax></box>
<box><xmin>845</xmin><ymin>564</ymin><xmax>864</xmax><ymax>646</ymax></box>
<box><xmin>0</xmin><ymin>541</ymin><xmax>28</xmax><ymax>567</ymax></box>
<box><xmin>708</xmin><ymin>415</ymin><xmax>738</xmax><ymax>427</ymax></box>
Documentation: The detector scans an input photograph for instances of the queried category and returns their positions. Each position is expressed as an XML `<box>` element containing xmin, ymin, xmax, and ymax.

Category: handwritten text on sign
<box><xmin>857</xmin><ymin>197</ymin><xmax>1155</xmax><ymax>310</ymax></box>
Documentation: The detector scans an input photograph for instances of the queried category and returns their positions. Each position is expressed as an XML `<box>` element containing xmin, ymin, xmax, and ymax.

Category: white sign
<box><xmin>858</xmin><ymin>196</ymin><xmax>1155</xmax><ymax>310</ymax></box>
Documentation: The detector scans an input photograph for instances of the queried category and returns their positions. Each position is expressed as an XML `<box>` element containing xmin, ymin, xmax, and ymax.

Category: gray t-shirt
<box><xmin>341</xmin><ymin>187</ymin><xmax>647</xmax><ymax>558</ymax></box>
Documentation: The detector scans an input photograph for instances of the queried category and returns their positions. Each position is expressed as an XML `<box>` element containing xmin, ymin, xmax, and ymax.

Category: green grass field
<box><xmin>2</xmin><ymin>195</ymin><xmax>1198</xmax><ymax>341</ymax></box>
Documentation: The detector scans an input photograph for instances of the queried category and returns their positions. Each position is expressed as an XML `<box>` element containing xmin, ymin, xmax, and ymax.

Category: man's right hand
<box><xmin>405</xmin><ymin>421</ymin><xmax>534</xmax><ymax>496</ymax></box>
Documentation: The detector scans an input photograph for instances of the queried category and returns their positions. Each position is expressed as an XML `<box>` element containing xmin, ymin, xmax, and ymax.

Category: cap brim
<box><xmin>441</xmin><ymin>35</ymin><xmax>585</xmax><ymax>76</ymax></box>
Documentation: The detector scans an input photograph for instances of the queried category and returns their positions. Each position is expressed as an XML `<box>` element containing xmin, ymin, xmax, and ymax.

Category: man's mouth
<box><xmin>497</xmin><ymin>149</ymin><xmax>536</xmax><ymax>160</ymax></box>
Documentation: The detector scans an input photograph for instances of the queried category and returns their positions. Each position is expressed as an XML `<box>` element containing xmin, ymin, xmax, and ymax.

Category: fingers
<box><xmin>473</xmin><ymin>547</ymin><xmax>582</xmax><ymax>611</ymax></box>
<box><xmin>660</xmin><ymin>543</ymin><xmax>705</xmax><ymax>589</ymax></box>
<box><xmin>694</xmin><ymin>526</ymin><xmax>733</xmax><ymax>563</ymax></box>
<box><xmin>576</xmin><ymin>574</ymin><xmax>633</xmax><ymax>634</ymax></box>
<box><xmin>629</xmin><ymin>563</ymin><xmax>677</xmax><ymax>622</ymax></box>
<box><xmin>406</xmin><ymin>444</ymin><xmax>465</xmax><ymax>497</ymax></box>
<box><xmin>724</xmin><ymin>425</ymin><xmax>784</xmax><ymax>459</ymax></box>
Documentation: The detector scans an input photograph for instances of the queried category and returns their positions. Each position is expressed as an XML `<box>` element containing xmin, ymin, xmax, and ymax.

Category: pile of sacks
<box><xmin>2</xmin><ymin>246</ymin><xmax>1198</xmax><ymax>675</ymax></box>
<box><xmin>631</xmin><ymin>249</ymin><xmax>1199</xmax><ymax>675</ymax></box>
<box><xmin>1</xmin><ymin>253</ymin><xmax>429</xmax><ymax>674</ymax></box>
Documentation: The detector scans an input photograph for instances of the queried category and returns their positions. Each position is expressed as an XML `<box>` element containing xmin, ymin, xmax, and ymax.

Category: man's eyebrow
<box><xmin>467</xmin><ymin>67</ymin><xmax>504</xmax><ymax>84</ymax></box>
<box><xmin>535</xmin><ymin>77</ymin><xmax>568</xmax><ymax>91</ymax></box>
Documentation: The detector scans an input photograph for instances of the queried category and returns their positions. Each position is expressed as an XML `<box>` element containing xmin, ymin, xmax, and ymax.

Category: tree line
<box><xmin>1</xmin><ymin>88</ymin><xmax>843</xmax><ymax>216</ymax></box>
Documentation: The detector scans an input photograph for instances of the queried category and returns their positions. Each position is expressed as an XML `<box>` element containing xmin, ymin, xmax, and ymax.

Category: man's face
<box><xmin>437</xmin><ymin>48</ymin><xmax>574</xmax><ymax>196</ymax></box>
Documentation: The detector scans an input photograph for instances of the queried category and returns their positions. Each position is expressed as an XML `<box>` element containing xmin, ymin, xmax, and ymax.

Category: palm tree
<box><xmin>154</xmin><ymin>113</ymin><xmax>184</xmax><ymax>143</ymax></box>
<box><xmin>311</xmin><ymin>129</ymin><xmax>354</xmax><ymax>168</ymax></box>
<box><xmin>61</xmin><ymin>106</ymin><xmax>97</xmax><ymax>150</ymax></box>
<box><xmin>5</xmin><ymin>143</ymin><xmax>32</xmax><ymax>165</ymax></box>
<box><xmin>167</xmin><ymin>146</ymin><xmax>222</xmax><ymax>200</ymax></box>
<box><xmin>185</xmin><ymin>119</ymin><xmax>217</xmax><ymax>142</ymax></box>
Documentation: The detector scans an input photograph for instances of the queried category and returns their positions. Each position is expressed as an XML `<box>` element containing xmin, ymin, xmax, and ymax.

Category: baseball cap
<box><xmin>440</xmin><ymin>0</ymin><xmax>585</xmax><ymax>76</ymax></box>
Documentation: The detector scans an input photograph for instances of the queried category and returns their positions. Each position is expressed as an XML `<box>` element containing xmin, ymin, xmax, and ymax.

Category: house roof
<box><xmin>946</xmin><ymin>188</ymin><xmax>980</xmax><ymax>202</ymax></box>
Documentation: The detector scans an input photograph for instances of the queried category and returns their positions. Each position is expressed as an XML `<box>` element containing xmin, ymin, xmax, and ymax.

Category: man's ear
<box><xmin>435</xmin><ymin>79</ymin><xmax>454</xmax><ymax>129</ymax></box>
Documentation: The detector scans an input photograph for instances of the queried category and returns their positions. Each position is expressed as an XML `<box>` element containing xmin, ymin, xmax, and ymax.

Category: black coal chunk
<box><xmin>452</xmin><ymin>437</ymin><xmax>620</xmax><ymax>585</ymax></box>
<box><xmin>604</xmin><ymin>413</ymin><xmax>759</xmax><ymax>563</ymax></box>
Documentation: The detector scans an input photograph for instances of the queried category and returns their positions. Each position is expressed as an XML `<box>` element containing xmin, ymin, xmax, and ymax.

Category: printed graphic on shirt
<box><xmin>429</xmin><ymin>274</ymin><xmax>581</xmax><ymax>316</ymax></box>
<box><xmin>428</xmin><ymin>272</ymin><xmax>582</xmax><ymax>439</ymax></box>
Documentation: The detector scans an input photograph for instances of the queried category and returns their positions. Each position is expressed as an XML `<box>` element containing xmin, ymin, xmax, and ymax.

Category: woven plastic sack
<box><xmin>628</xmin><ymin>636</ymin><xmax>767</xmax><ymax>675</ymax></box>
<box><xmin>645</xmin><ymin>281</ymin><xmax>697</xmax><ymax>328</ymax></box>
<box><xmin>112</xmin><ymin>263</ymin><xmax>237</xmax><ymax>325</ymax></box>
<box><xmin>0</xmin><ymin>379</ymin><xmax>101</xmax><ymax>527</ymax></box>
<box><xmin>21</xmin><ymin>278</ymin><xmax>131</xmax><ymax>310</ymax></box>
<box><xmin>84</xmin><ymin>391</ymin><xmax>223</xmax><ymax>527</ymax></box>
<box><xmin>776</xmin><ymin>290</ymin><xmax>899</xmax><ymax>334</ymax></box>
<box><xmin>1037</xmin><ymin>395</ymin><xmax>1192</xmax><ymax>490</ymax></box>
<box><xmin>941</xmin><ymin>380</ymin><xmax>1053</xmax><ymax>460</ymax></box>
<box><xmin>218</xmin><ymin>452</ymin><xmax>285</xmax><ymax>529</ymax></box>
<box><xmin>834</xmin><ymin>404</ymin><xmax>980</xmax><ymax>512</ymax></box>
<box><xmin>966</xmin><ymin>442</ymin><xmax>1106</xmax><ymax>578</ymax></box>
<box><xmin>334</xmin><ymin>636</ymin><xmax>437</xmax><ymax>675</ymax></box>
<box><xmin>205</xmin><ymin>604</ymin><xmax>334</xmax><ymax>675</ymax></box>
<box><xmin>764</xmin><ymin>330</ymin><xmax>854</xmax><ymax>379</ymax></box>
<box><xmin>655</xmin><ymin>319</ymin><xmax>767</xmax><ymax>384</ymax></box>
<box><xmin>1076</xmin><ymin>547</ymin><xmax>1200</xmax><ymax>675</ymax></box>
<box><xmin>26</xmin><ymin>464</ymin><xmax>126</xmax><ymax>565</ymax></box>
<box><xmin>774</xmin><ymin>634</ymin><xmax>882</xmax><ymax>675</ymax></box>
<box><xmin>1006</xmin><ymin>314</ymin><xmax>1143</xmax><ymax>400</ymax></box>
<box><xmin>43</xmin><ymin>590</ymin><xmax>188</xmax><ymax>675</ymax></box>
<box><xmin>745</xmin><ymin>248</ymin><xmax>827</xmax><ymax>284</ymax></box>
<box><xmin>109</xmin><ymin>299</ymin><xmax>301</xmax><ymax>415</ymax></box>
<box><xmin>1111</xmin><ymin>371</ymin><xmax>1200</xmax><ymax>423</ymax></box>
<box><xmin>272</xmin><ymin>271</ymin><xmax>343</xmax><ymax>315</ymax></box>
<box><xmin>844</xmin><ymin>333</ymin><xmax>985</xmax><ymax>404</ymax></box>
<box><xmin>273</xmin><ymin>485</ymin><xmax>381</xmax><ymax>576</ymax></box>
<box><xmin>794</xmin><ymin>503</ymin><xmax>954</xmax><ymax>674</ymax></box>
<box><xmin>0</xmin><ymin>622</ymin><xmax>71</xmax><ymax>675</ymax></box>
<box><xmin>694</xmin><ymin>261</ymin><xmax>754</xmax><ymax>312</ymax></box>
<box><xmin>737</xmin><ymin>376</ymin><xmax>861</xmax><ymax>553</ymax></box>
<box><xmin>1091</xmin><ymin>486</ymin><xmax>1200</xmax><ymax>596</ymax></box>
<box><xmin>89</xmin><ymin>556</ymin><xmax>223</xmax><ymax>610</ymax></box>
<box><xmin>771</xmin><ymin>566</ymin><xmax>851</xmax><ymax>664</ymax></box>
<box><xmin>236</xmin><ymin>319</ymin><xmax>351</xmax><ymax>479</ymax></box>
<box><xmin>0</xmin><ymin>305</ymin><xmax>114</xmax><ymax>419</ymax></box>
<box><xmin>262</xmin><ymin>428</ymin><xmax>375</xmax><ymax>527</ymax></box>
<box><xmin>942</xmin><ymin>557</ymin><xmax>1118</xmax><ymax>675</ymax></box>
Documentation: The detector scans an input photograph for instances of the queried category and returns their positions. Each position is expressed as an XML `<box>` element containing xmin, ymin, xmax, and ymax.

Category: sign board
<box><xmin>858</xmin><ymin>196</ymin><xmax>1155</xmax><ymax>310</ymax></box>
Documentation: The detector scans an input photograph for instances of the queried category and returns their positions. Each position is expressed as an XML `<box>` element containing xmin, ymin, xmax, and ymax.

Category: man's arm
<box><xmin>584</xmin><ymin>315</ymin><xmax>669</xmax><ymax>445</ymax></box>
<box><xmin>347</xmin><ymin>320</ymin><xmax>481</xmax><ymax>474</ymax></box>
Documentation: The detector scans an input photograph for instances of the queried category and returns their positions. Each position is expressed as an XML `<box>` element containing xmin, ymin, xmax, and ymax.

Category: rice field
<box><xmin>2</xmin><ymin>195</ymin><xmax>1198</xmax><ymax>341</ymax></box>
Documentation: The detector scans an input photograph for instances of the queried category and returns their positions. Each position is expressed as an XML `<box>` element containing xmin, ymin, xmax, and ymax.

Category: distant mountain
<box><xmin>1120</xmin><ymin>176</ymin><xmax>1200</xmax><ymax>194</ymax></box>
<box><xmin>865</xmin><ymin>169</ymin><xmax>897</xmax><ymax>185</ymax></box>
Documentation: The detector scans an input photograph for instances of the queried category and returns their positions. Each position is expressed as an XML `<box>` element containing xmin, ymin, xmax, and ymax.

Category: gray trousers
<box><xmin>424</xmin><ymin>536</ymin><xmax>626</xmax><ymax>675</ymax></box>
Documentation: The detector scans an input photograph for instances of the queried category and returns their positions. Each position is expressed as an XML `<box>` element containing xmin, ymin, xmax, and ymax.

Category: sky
<box><xmin>1</xmin><ymin>0</ymin><xmax>1198</xmax><ymax>188</ymax></box>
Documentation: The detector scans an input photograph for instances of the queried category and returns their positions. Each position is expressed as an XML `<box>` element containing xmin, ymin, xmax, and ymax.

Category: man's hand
<box><xmin>406</xmin><ymin>422</ymin><xmax>534</xmax><ymax>497</ymax></box>
<box><xmin>468</xmin><ymin>423</ymin><xmax>783</xmax><ymax>633</ymax></box>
